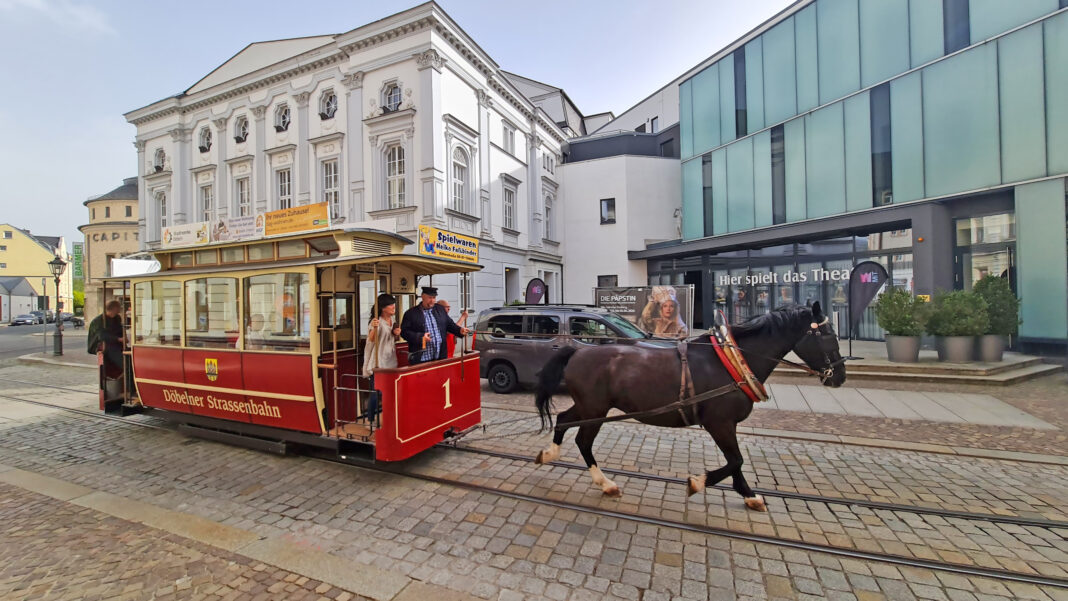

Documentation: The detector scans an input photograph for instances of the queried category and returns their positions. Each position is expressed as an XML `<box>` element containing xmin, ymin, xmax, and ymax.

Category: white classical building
<box><xmin>124</xmin><ymin>2</ymin><xmax>572</xmax><ymax>312</ymax></box>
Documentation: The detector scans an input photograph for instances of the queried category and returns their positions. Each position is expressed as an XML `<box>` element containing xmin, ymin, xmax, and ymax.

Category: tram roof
<box><xmin>125</xmin><ymin>251</ymin><xmax>481</xmax><ymax>280</ymax></box>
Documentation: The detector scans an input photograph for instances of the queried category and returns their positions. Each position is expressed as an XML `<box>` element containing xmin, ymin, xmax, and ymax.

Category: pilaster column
<box><xmin>527</xmin><ymin>131</ymin><xmax>542</xmax><ymax>248</ymax></box>
<box><xmin>477</xmin><ymin>89</ymin><xmax>492</xmax><ymax>237</ymax></box>
<box><xmin>213</xmin><ymin>118</ymin><xmax>229</xmax><ymax>219</ymax></box>
<box><xmin>169</xmin><ymin>127</ymin><xmax>191</xmax><ymax>224</ymax></box>
<box><xmin>251</xmin><ymin>105</ymin><xmax>268</xmax><ymax>213</ymax></box>
<box><xmin>134</xmin><ymin>140</ymin><xmax>147</xmax><ymax>248</ymax></box>
<box><xmin>342</xmin><ymin>71</ymin><xmax>364</xmax><ymax>220</ymax></box>
<box><xmin>416</xmin><ymin>49</ymin><xmax>446</xmax><ymax>224</ymax></box>
<box><xmin>295</xmin><ymin>91</ymin><xmax>312</xmax><ymax>205</ymax></box>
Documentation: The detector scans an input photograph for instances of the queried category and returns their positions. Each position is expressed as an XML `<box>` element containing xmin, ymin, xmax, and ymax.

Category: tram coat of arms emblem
<box><xmin>205</xmin><ymin>358</ymin><xmax>219</xmax><ymax>382</ymax></box>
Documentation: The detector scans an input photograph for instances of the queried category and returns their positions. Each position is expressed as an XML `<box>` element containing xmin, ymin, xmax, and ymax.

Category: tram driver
<box><xmin>400</xmin><ymin>286</ymin><xmax>469</xmax><ymax>365</ymax></box>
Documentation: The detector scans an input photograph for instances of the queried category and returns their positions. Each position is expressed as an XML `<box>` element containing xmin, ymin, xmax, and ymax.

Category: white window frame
<box><xmin>198</xmin><ymin>127</ymin><xmax>212</xmax><ymax>152</ymax></box>
<box><xmin>383</xmin><ymin>83</ymin><xmax>402</xmax><ymax>112</ymax></box>
<box><xmin>322</xmin><ymin>159</ymin><xmax>340</xmax><ymax>218</ymax></box>
<box><xmin>236</xmin><ymin>177</ymin><xmax>251</xmax><ymax>217</ymax></box>
<box><xmin>544</xmin><ymin>194</ymin><xmax>554</xmax><ymax>240</ymax></box>
<box><xmin>156</xmin><ymin>191</ymin><xmax>168</xmax><ymax>233</ymax></box>
<box><xmin>503</xmin><ymin>182</ymin><xmax>517</xmax><ymax>231</ymax></box>
<box><xmin>274</xmin><ymin>103</ymin><xmax>290</xmax><ymax>131</ymax></box>
<box><xmin>153</xmin><ymin>148</ymin><xmax>166</xmax><ymax>172</ymax></box>
<box><xmin>319</xmin><ymin>89</ymin><xmax>337</xmax><ymax>119</ymax></box>
<box><xmin>276</xmin><ymin>168</ymin><xmax>292</xmax><ymax>209</ymax></box>
<box><xmin>502</xmin><ymin>121</ymin><xmax>516</xmax><ymax>155</ymax></box>
<box><xmin>199</xmin><ymin>184</ymin><xmax>214</xmax><ymax>222</ymax></box>
<box><xmin>385</xmin><ymin>144</ymin><xmax>405</xmax><ymax>209</ymax></box>
<box><xmin>458</xmin><ymin>272</ymin><xmax>473</xmax><ymax>314</ymax></box>
<box><xmin>450</xmin><ymin>147</ymin><xmax>468</xmax><ymax>212</ymax></box>
<box><xmin>234</xmin><ymin>116</ymin><xmax>249</xmax><ymax>143</ymax></box>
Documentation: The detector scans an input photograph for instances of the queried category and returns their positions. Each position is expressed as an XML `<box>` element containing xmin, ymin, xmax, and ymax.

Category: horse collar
<box><xmin>710</xmin><ymin>318</ymin><xmax>768</xmax><ymax>404</ymax></box>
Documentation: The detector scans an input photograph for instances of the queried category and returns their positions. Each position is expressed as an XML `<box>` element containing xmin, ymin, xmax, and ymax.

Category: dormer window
<box><xmin>233</xmin><ymin>116</ymin><xmax>249</xmax><ymax>143</ymax></box>
<box><xmin>319</xmin><ymin>89</ymin><xmax>337</xmax><ymax>120</ymax></box>
<box><xmin>153</xmin><ymin>148</ymin><xmax>166</xmax><ymax>172</ymax></box>
<box><xmin>198</xmin><ymin>127</ymin><xmax>212</xmax><ymax>153</ymax></box>
<box><xmin>383</xmin><ymin>83</ymin><xmax>401</xmax><ymax>112</ymax></box>
<box><xmin>274</xmin><ymin>103</ymin><xmax>290</xmax><ymax>132</ymax></box>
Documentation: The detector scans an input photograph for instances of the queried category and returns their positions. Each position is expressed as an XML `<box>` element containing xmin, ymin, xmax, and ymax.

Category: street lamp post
<box><xmin>48</xmin><ymin>256</ymin><xmax>66</xmax><ymax>356</ymax></box>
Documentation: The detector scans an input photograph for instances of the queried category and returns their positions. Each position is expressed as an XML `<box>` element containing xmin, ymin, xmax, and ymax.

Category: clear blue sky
<box><xmin>0</xmin><ymin>0</ymin><xmax>793</xmax><ymax>251</ymax></box>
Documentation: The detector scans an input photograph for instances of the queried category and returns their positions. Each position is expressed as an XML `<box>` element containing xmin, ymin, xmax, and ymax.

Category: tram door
<box><xmin>317</xmin><ymin>266</ymin><xmax>360</xmax><ymax>428</ymax></box>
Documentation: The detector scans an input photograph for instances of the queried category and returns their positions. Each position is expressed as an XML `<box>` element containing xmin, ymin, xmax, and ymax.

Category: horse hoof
<box><xmin>686</xmin><ymin>476</ymin><xmax>705</xmax><ymax>496</ymax></box>
<box><xmin>534</xmin><ymin>451</ymin><xmax>546</xmax><ymax>464</ymax></box>
<box><xmin>744</xmin><ymin>495</ymin><xmax>767</xmax><ymax>512</ymax></box>
<box><xmin>603</xmin><ymin>485</ymin><xmax>622</xmax><ymax>497</ymax></box>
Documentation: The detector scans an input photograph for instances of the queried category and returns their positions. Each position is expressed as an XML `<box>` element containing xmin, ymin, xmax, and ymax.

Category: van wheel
<box><xmin>488</xmin><ymin>364</ymin><xmax>518</xmax><ymax>394</ymax></box>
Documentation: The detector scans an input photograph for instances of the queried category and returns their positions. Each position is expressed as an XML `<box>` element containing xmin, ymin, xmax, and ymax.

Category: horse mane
<box><xmin>729</xmin><ymin>305</ymin><xmax>813</xmax><ymax>339</ymax></box>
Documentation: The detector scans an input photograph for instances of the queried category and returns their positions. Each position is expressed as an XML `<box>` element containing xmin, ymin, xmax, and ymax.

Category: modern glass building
<box><xmin>633</xmin><ymin>0</ymin><xmax>1068</xmax><ymax>351</ymax></box>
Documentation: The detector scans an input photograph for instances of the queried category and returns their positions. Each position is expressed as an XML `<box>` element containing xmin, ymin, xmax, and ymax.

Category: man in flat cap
<box><xmin>400</xmin><ymin>286</ymin><xmax>469</xmax><ymax>364</ymax></box>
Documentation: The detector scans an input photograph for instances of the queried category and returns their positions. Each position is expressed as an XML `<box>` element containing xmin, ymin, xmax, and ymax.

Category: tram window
<box><xmin>487</xmin><ymin>315</ymin><xmax>523</xmax><ymax>339</ymax></box>
<box><xmin>244</xmin><ymin>272</ymin><xmax>311</xmax><ymax>351</ymax></box>
<box><xmin>172</xmin><ymin>252</ymin><xmax>193</xmax><ymax>267</ymax></box>
<box><xmin>221</xmin><ymin>247</ymin><xmax>244</xmax><ymax>263</ymax></box>
<box><xmin>319</xmin><ymin>293</ymin><xmax>354</xmax><ymax>352</ymax></box>
<box><xmin>134</xmin><ymin>280</ymin><xmax>182</xmax><ymax>346</ymax></box>
<box><xmin>277</xmin><ymin>239</ymin><xmax>306</xmax><ymax>259</ymax></box>
<box><xmin>248</xmin><ymin>243</ymin><xmax>274</xmax><ymax>261</ymax></box>
<box><xmin>185</xmin><ymin>278</ymin><xmax>238</xmax><ymax>349</ymax></box>
<box><xmin>195</xmin><ymin>249</ymin><xmax>218</xmax><ymax>265</ymax></box>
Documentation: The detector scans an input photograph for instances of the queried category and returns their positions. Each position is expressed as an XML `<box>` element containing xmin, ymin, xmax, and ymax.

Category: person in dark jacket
<box><xmin>400</xmin><ymin>287</ymin><xmax>468</xmax><ymax>364</ymax></box>
<box><xmin>88</xmin><ymin>300</ymin><xmax>125</xmax><ymax>379</ymax></box>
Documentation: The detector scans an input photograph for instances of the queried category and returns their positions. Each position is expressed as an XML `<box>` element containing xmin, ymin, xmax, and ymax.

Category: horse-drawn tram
<box><xmin>99</xmin><ymin>217</ymin><xmax>481</xmax><ymax>461</ymax></box>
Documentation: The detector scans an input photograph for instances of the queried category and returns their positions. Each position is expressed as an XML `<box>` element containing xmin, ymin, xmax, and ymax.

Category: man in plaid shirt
<box><xmin>400</xmin><ymin>286</ymin><xmax>469</xmax><ymax>365</ymax></box>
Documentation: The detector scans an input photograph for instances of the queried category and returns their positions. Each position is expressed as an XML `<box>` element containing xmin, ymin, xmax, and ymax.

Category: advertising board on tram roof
<box><xmin>161</xmin><ymin>203</ymin><xmax>332</xmax><ymax>249</ymax></box>
<box><xmin>417</xmin><ymin>225</ymin><xmax>479</xmax><ymax>264</ymax></box>
<box><xmin>161</xmin><ymin>221</ymin><xmax>211</xmax><ymax>249</ymax></box>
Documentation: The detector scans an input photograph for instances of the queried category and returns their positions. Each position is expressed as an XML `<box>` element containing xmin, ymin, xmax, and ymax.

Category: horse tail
<box><xmin>535</xmin><ymin>346</ymin><xmax>578</xmax><ymax>432</ymax></box>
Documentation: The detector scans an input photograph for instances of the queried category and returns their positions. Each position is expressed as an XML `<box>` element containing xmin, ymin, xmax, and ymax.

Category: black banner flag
<box><xmin>525</xmin><ymin>278</ymin><xmax>547</xmax><ymax>304</ymax></box>
<box><xmin>848</xmin><ymin>260</ymin><xmax>890</xmax><ymax>331</ymax></box>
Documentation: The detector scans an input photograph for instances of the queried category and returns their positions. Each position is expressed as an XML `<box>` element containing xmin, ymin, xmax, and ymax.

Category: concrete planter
<box><xmin>936</xmin><ymin>336</ymin><xmax>976</xmax><ymax>363</ymax></box>
<box><xmin>885</xmin><ymin>335</ymin><xmax>921</xmax><ymax>363</ymax></box>
<box><xmin>978</xmin><ymin>334</ymin><xmax>1006</xmax><ymax>363</ymax></box>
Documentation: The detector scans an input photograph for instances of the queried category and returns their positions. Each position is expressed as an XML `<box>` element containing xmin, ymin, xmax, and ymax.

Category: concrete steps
<box><xmin>776</xmin><ymin>352</ymin><xmax>1064</xmax><ymax>386</ymax></box>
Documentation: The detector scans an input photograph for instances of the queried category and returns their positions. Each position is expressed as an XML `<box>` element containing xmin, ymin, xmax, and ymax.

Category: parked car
<box><xmin>11</xmin><ymin>314</ymin><xmax>40</xmax><ymax>326</ymax></box>
<box><xmin>70</xmin><ymin>315</ymin><xmax>85</xmax><ymax>328</ymax></box>
<box><xmin>30</xmin><ymin>310</ymin><xmax>54</xmax><ymax>323</ymax></box>
<box><xmin>61</xmin><ymin>312</ymin><xmax>73</xmax><ymax>321</ymax></box>
<box><xmin>474</xmin><ymin>305</ymin><xmax>671</xmax><ymax>393</ymax></box>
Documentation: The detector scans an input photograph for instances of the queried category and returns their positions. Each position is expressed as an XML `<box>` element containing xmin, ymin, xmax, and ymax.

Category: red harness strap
<box><xmin>710</xmin><ymin>334</ymin><xmax>768</xmax><ymax>404</ymax></box>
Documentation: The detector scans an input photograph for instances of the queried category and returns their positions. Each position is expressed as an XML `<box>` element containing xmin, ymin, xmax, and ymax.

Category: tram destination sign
<box><xmin>417</xmin><ymin>225</ymin><xmax>479</xmax><ymax>263</ymax></box>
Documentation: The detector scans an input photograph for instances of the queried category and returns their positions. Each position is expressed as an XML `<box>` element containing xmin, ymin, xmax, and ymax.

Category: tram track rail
<box><xmin>1</xmin><ymin>377</ymin><xmax>1067</xmax><ymax>589</ymax></box>
<box><xmin>2</xmin><ymin>375</ymin><xmax>1067</xmax><ymax>529</ymax></box>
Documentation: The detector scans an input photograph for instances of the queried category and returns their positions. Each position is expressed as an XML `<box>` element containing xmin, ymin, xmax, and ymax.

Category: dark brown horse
<box><xmin>534</xmin><ymin>303</ymin><xmax>846</xmax><ymax>511</ymax></box>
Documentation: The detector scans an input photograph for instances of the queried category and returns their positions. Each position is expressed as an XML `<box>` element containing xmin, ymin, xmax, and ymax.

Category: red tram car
<box><xmin>99</xmin><ymin>223</ymin><xmax>481</xmax><ymax>461</ymax></box>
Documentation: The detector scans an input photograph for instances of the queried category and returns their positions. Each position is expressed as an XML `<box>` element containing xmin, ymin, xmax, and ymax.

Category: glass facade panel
<box><xmin>817</xmin><ymin>0</ymin><xmax>861</xmax><ymax>104</ymax></box>
<box><xmin>1015</xmin><ymin>179</ymin><xmax>1068</xmax><ymax>340</ymax></box>
<box><xmin>753</xmin><ymin>130</ymin><xmax>773</xmax><ymax>228</ymax></box>
<box><xmin>844</xmin><ymin>92</ymin><xmax>873</xmax><ymax>212</ymax></box>
<box><xmin>702</xmin><ymin>155</ymin><xmax>714</xmax><ymax>236</ymax></box>
<box><xmin>679</xmin><ymin>80</ymin><xmax>693</xmax><ymax>158</ymax></box>
<box><xmin>998</xmin><ymin>25</ymin><xmax>1047</xmax><ymax>182</ymax></box>
<box><xmin>955</xmin><ymin>213</ymin><xmax>1016</xmax><ymax>246</ymax></box>
<box><xmin>727</xmin><ymin>137</ymin><xmax>755</xmax><ymax>232</ymax></box>
<box><xmin>762</xmin><ymin>16</ymin><xmax>797</xmax><ymax>125</ymax></box>
<box><xmin>922</xmin><ymin>43</ymin><xmax>1001</xmax><ymax>197</ymax></box>
<box><xmin>890</xmin><ymin>72</ymin><xmax>924</xmax><ymax>202</ymax></box>
<box><xmin>795</xmin><ymin>4</ymin><xmax>820</xmax><ymax>112</ymax></box>
<box><xmin>909</xmin><ymin>0</ymin><xmax>944</xmax><ymax>67</ymax></box>
<box><xmin>711</xmin><ymin>149</ymin><xmax>728</xmax><ymax>235</ymax></box>
<box><xmin>784</xmin><ymin>117</ymin><xmax>807</xmax><ymax>221</ymax></box>
<box><xmin>805</xmin><ymin>102</ymin><xmax>846</xmax><ymax>218</ymax></box>
<box><xmin>970</xmin><ymin>0</ymin><xmax>1058</xmax><ymax>43</ymax></box>
<box><xmin>691</xmin><ymin>64</ymin><xmax>721</xmax><ymax>156</ymax></box>
<box><xmin>859</xmin><ymin>0</ymin><xmax>910</xmax><ymax>87</ymax></box>
<box><xmin>719</xmin><ymin>59</ymin><xmax>736</xmax><ymax>146</ymax></box>
<box><xmin>745</xmin><ymin>39</ymin><xmax>765</xmax><ymax>133</ymax></box>
<box><xmin>681</xmin><ymin>159</ymin><xmax>703</xmax><ymax>240</ymax></box>
<box><xmin>1045</xmin><ymin>12</ymin><xmax>1068</xmax><ymax>174</ymax></box>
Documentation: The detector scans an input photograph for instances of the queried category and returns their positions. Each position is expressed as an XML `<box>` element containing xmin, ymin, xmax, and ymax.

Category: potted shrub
<box><xmin>972</xmin><ymin>275</ymin><xmax>1020</xmax><ymax>362</ymax></box>
<box><xmin>926</xmin><ymin>290</ymin><xmax>989</xmax><ymax>362</ymax></box>
<box><xmin>873</xmin><ymin>288</ymin><xmax>925</xmax><ymax>362</ymax></box>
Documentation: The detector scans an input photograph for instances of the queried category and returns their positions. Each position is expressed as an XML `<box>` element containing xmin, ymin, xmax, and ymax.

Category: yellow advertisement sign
<box><xmin>417</xmin><ymin>225</ymin><xmax>479</xmax><ymax>264</ymax></box>
<box><xmin>264</xmin><ymin>202</ymin><xmax>331</xmax><ymax>237</ymax></box>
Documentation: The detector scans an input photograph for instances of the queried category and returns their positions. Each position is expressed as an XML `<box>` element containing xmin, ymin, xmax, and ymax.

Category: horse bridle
<box><xmin>793</xmin><ymin>317</ymin><xmax>846</xmax><ymax>383</ymax></box>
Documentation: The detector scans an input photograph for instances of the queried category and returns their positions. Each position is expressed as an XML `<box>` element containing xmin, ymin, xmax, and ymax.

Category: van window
<box><xmin>528</xmin><ymin>315</ymin><xmax>559</xmax><ymax>337</ymax></box>
<box><xmin>570</xmin><ymin>317</ymin><xmax>613</xmax><ymax>344</ymax></box>
<box><xmin>487</xmin><ymin>315</ymin><xmax>523</xmax><ymax>338</ymax></box>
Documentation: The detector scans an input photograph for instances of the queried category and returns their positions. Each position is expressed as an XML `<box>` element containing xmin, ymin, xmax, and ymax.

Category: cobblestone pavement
<box><xmin>0</xmin><ymin>484</ymin><xmax>361</xmax><ymax>601</ymax></box>
<box><xmin>1</xmin><ymin>369</ymin><xmax>1067</xmax><ymax>599</ymax></box>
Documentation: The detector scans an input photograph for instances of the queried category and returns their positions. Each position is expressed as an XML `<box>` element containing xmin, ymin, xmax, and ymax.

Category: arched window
<box><xmin>450</xmin><ymin>147</ymin><xmax>468</xmax><ymax>212</ymax></box>
<box><xmin>383</xmin><ymin>83</ymin><xmax>402</xmax><ymax>112</ymax></box>
<box><xmin>319</xmin><ymin>89</ymin><xmax>337</xmax><ymax>120</ymax></box>
<box><xmin>274</xmin><ymin>103</ymin><xmax>290</xmax><ymax>132</ymax></box>
<box><xmin>385</xmin><ymin>144</ymin><xmax>405</xmax><ymax>208</ymax></box>
<box><xmin>234</xmin><ymin>116</ymin><xmax>249</xmax><ymax>143</ymax></box>
<box><xmin>198</xmin><ymin>127</ymin><xmax>212</xmax><ymax>153</ymax></box>
<box><xmin>153</xmin><ymin>148</ymin><xmax>166</xmax><ymax>172</ymax></box>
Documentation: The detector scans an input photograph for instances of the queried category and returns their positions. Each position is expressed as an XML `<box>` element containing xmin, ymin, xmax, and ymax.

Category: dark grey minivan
<box><xmin>475</xmin><ymin>305</ymin><xmax>667</xmax><ymax>393</ymax></box>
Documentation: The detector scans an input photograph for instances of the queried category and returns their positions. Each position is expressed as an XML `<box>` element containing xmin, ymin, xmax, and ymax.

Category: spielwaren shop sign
<box><xmin>417</xmin><ymin>225</ymin><xmax>479</xmax><ymax>263</ymax></box>
<box><xmin>161</xmin><ymin>203</ymin><xmax>331</xmax><ymax>249</ymax></box>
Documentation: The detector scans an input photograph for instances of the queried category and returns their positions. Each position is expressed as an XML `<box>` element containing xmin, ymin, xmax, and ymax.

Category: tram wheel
<box><xmin>487</xmin><ymin>363</ymin><xmax>518</xmax><ymax>394</ymax></box>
